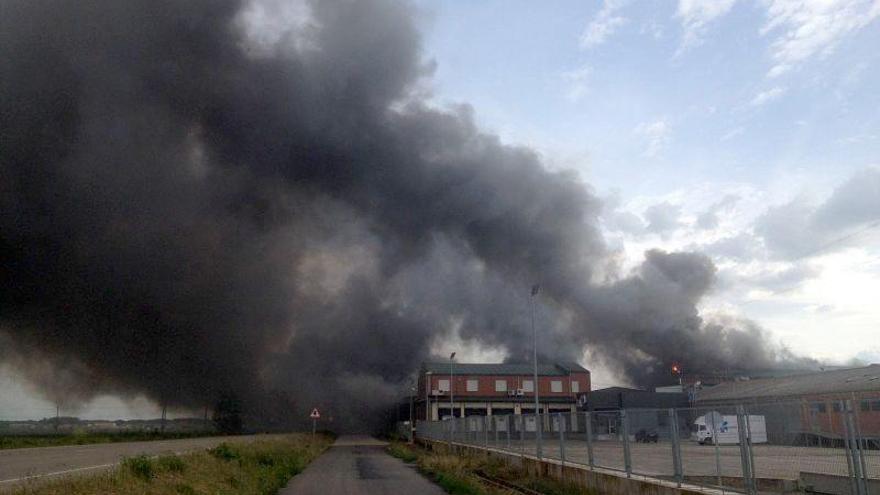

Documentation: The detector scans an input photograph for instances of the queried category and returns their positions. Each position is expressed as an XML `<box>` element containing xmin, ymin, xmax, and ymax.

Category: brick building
<box><xmin>416</xmin><ymin>362</ymin><xmax>590</xmax><ymax>421</ymax></box>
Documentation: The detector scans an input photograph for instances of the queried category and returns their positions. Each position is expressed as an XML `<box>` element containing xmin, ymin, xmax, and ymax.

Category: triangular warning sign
<box><xmin>310</xmin><ymin>408</ymin><xmax>321</xmax><ymax>419</ymax></box>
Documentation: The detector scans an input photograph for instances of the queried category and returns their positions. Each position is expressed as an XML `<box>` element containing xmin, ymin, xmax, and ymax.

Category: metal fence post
<box><xmin>844</xmin><ymin>400</ymin><xmax>868</xmax><ymax>495</ymax></box>
<box><xmin>850</xmin><ymin>397</ymin><xmax>870</xmax><ymax>495</ymax></box>
<box><xmin>495</xmin><ymin>416</ymin><xmax>499</xmax><ymax>447</ymax></box>
<box><xmin>558</xmin><ymin>413</ymin><xmax>566</xmax><ymax>468</ymax></box>
<box><xmin>506</xmin><ymin>416</ymin><xmax>511</xmax><ymax>451</ymax></box>
<box><xmin>669</xmin><ymin>408</ymin><xmax>683</xmax><ymax>486</ymax></box>
<box><xmin>484</xmin><ymin>415</ymin><xmax>489</xmax><ymax>449</ymax></box>
<box><xmin>585</xmin><ymin>411</ymin><xmax>595</xmax><ymax>469</ymax></box>
<box><xmin>535</xmin><ymin>413</ymin><xmax>543</xmax><ymax>460</ymax></box>
<box><xmin>736</xmin><ymin>405</ymin><xmax>755</xmax><ymax>495</ymax></box>
<box><xmin>519</xmin><ymin>414</ymin><xmax>525</xmax><ymax>455</ymax></box>
<box><xmin>621</xmin><ymin>409</ymin><xmax>632</xmax><ymax>477</ymax></box>
<box><xmin>709</xmin><ymin>411</ymin><xmax>722</xmax><ymax>488</ymax></box>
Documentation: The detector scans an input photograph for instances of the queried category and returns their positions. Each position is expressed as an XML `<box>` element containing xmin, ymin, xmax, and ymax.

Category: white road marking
<box><xmin>0</xmin><ymin>449</ymin><xmax>189</xmax><ymax>485</ymax></box>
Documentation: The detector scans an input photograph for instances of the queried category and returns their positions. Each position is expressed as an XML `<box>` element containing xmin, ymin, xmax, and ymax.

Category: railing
<box><xmin>416</xmin><ymin>398</ymin><xmax>879</xmax><ymax>495</ymax></box>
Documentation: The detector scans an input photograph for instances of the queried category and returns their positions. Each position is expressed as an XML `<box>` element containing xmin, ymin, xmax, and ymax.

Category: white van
<box><xmin>693</xmin><ymin>412</ymin><xmax>767</xmax><ymax>445</ymax></box>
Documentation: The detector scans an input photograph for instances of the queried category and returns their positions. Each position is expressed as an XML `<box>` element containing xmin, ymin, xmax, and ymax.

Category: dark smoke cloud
<box><xmin>1</xmin><ymin>0</ymin><xmax>810</xmax><ymax>430</ymax></box>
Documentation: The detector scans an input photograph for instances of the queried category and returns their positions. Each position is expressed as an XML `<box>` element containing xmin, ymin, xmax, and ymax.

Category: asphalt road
<box><xmin>0</xmin><ymin>435</ymin><xmax>261</xmax><ymax>491</ymax></box>
<box><xmin>280</xmin><ymin>435</ymin><xmax>446</xmax><ymax>495</ymax></box>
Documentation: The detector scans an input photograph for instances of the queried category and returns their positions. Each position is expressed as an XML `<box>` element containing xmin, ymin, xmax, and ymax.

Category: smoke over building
<box><xmin>0</xmin><ymin>0</ymin><xmax>811</xmax><ymax>430</ymax></box>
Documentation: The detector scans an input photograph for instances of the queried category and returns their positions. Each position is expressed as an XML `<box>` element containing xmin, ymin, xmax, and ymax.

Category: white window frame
<box><xmin>438</xmin><ymin>379</ymin><xmax>450</xmax><ymax>392</ymax></box>
<box><xmin>522</xmin><ymin>380</ymin><xmax>534</xmax><ymax>392</ymax></box>
<box><xmin>495</xmin><ymin>379</ymin><xmax>508</xmax><ymax>392</ymax></box>
<box><xmin>466</xmin><ymin>379</ymin><xmax>479</xmax><ymax>392</ymax></box>
<box><xmin>551</xmin><ymin>380</ymin><xmax>563</xmax><ymax>393</ymax></box>
<box><xmin>571</xmin><ymin>381</ymin><xmax>579</xmax><ymax>393</ymax></box>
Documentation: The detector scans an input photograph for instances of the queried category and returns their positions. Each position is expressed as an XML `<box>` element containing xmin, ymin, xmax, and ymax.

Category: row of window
<box><xmin>808</xmin><ymin>399</ymin><xmax>880</xmax><ymax>413</ymax></box>
<box><xmin>437</xmin><ymin>378</ymin><xmax>580</xmax><ymax>393</ymax></box>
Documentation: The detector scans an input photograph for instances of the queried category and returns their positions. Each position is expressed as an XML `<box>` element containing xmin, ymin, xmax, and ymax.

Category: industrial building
<box><xmin>416</xmin><ymin>362</ymin><xmax>589</xmax><ymax>421</ymax></box>
<box><xmin>695</xmin><ymin>364</ymin><xmax>880</xmax><ymax>444</ymax></box>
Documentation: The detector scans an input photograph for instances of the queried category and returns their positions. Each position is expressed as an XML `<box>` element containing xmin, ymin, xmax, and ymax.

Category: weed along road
<box><xmin>280</xmin><ymin>435</ymin><xmax>446</xmax><ymax>495</ymax></box>
<box><xmin>0</xmin><ymin>435</ymin><xmax>262</xmax><ymax>490</ymax></box>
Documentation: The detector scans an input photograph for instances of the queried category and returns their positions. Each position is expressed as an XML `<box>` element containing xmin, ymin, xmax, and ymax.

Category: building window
<box><xmin>551</xmin><ymin>380</ymin><xmax>563</xmax><ymax>393</ymax></box>
<box><xmin>872</xmin><ymin>399</ymin><xmax>880</xmax><ymax>411</ymax></box>
<box><xmin>522</xmin><ymin>380</ymin><xmax>534</xmax><ymax>392</ymax></box>
<box><xmin>438</xmin><ymin>379</ymin><xmax>450</xmax><ymax>392</ymax></box>
<box><xmin>811</xmin><ymin>402</ymin><xmax>826</xmax><ymax>413</ymax></box>
<box><xmin>571</xmin><ymin>381</ymin><xmax>579</xmax><ymax>393</ymax></box>
<box><xmin>832</xmin><ymin>402</ymin><xmax>843</xmax><ymax>413</ymax></box>
<box><xmin>861</xmin><ymin>400</ymin><xmax>870</xmax><ymax>412</ymax></box>
<box><xmin>495</xmin><ymin>380</ymin><xmax>507</xmax><ymax>392</ymax></box>
<box><xmin>467</xmin><ymin>379</ymin><xmax>478</xmax><ymax>392</ymax></box>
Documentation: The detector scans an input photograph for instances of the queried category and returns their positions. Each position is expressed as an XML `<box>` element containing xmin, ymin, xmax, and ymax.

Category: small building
<box><xmin>416</xmin><ymin>362</ymin><xmax>589</xmax><ymax>421</ymax></box>
<box><xmin>577</xmin><ymin>386</ymin><xmax>690</xmax><ymax>440</ymax></box>
<box><xmin>695</xmin><ymin>364</ymin><xmax>880</xmax><ymax>444</ymax></box>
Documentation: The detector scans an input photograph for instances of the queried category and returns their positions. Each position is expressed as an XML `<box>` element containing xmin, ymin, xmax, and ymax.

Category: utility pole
<box><xmin>531</xmin><ymin>284</ymin><xmax>542</xmax><ymax>458</ymax></box>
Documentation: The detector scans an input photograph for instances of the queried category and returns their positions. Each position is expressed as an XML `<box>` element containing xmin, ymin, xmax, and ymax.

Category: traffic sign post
<box><xmin>310</xmin><ymin>408</ymin><xmax>320</xmax><ymax>437</ymax></box>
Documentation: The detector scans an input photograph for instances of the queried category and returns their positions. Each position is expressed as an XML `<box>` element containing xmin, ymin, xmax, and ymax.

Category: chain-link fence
<box><xmin>417</xmin><ymin>397</ymin><xmax>879</xmax><ymax>495</ymax></box>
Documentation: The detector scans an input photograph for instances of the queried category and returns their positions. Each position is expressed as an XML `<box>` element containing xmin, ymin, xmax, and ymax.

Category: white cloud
<box><xmin>561</xmin><ymin>65</ymin><xmax>592</xmax><ymax>102</ymax></box>
<box><xmin>675</xmin><ymin>0</ymin><xmax>738</xmax><ymax>54</ymax></box>
<box><xmin>750</xmin><ymin>86</ymin><xmax>787</xmax><ymax>106</ymax></box>
<box><xmin>761</xmin><ymin>0</ymin><xmax>880</xmax><ymax>77</ymax></box>
<box><xmin>580</xmin><ymin>0</ymin><xmax>629</xmax><ymax>49</ymax></box>
<box><xmin>634</xmin><ymin>119</ymin><xmax>671</xmax><ymax>157</ymax></box>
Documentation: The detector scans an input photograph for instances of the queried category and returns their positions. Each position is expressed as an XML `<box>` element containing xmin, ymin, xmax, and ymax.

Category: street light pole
<box><xmin>409</xmin><ymin>385</ymin><xmax>416</xmax><ymax>443</ymax></box>
<box><xmin>449</xmin><ymin>352</ymin><xmax>456</xmax><ymax>444</ymax></box>
<box><xmin>531</xmin><ymin>284</ymin><xmax>542</xmax><ymax>458</ymax></box>
<box><xmin>449</xmin><ymin>352</ymin><xmax>455</xmax><ymax>447</ymax></box>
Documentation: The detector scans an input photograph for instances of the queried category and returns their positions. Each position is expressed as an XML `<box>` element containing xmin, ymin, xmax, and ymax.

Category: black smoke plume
<box><xmin>1</xmin><ymin>0</ymin><xmax>809</xmax><ymax>430</ymax></box>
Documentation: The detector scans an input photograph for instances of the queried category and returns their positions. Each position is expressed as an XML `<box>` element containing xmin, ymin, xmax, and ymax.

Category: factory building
<box><xmin>416</xmin><ymin>362</ymin><xmax>589</xmax><ymax>421</ymax></box>
<box><xmin>695</xmin><ymin>364</ymin><xmax>880</xmax><ymax>444</ymax></box>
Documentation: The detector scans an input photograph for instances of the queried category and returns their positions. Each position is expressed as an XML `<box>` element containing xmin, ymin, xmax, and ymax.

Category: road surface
<box><xmin>0</xmin><ymin>435</ymin><xmax>261</xmax><ymax>491</ymax></box>
<box><xmin>281</xmin><ymin>435</ymin><xmax>445</xmax><ymax>495</ymax></box>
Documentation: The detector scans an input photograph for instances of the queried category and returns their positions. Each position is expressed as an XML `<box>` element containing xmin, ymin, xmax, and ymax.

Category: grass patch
<box><xmin>386</xmin><ymin>442</ymin><xmax>418</xmax><ymax>463</ymax></box>
<box><xmin>0</xmin><ymin>431</ymin><xmax>217</xmax><ymax>450</ymax></box>
<box><xmin>11</xmin><ymin>434</ymin><xmax>332</xmax><ymax>495</ymax></box>
<box><xmin>388</xmin><ymin>441</ymin><xmax>596</xmax><ymax>495</ymax></box>
<box><xmin>122</xmin><ymin>455</ymin><xmax>155</xmax><ymax>481</ymax></box>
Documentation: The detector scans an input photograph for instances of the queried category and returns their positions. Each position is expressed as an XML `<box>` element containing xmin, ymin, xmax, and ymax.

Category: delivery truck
<box><xmin>693</xmin><ymin>412</ymin><xmax>767</xmax><ymax>445</ymax></box>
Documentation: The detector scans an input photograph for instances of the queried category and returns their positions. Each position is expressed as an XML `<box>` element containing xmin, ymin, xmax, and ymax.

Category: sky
<box><xmin>2</xmin><ymin>0</ymin><xmax>879</xmax><ymax>420</ymax></box>
<box><xmin>416</xmin><ymin>0</ymin><xmax>880</xmax><ymax>379</ymax></box>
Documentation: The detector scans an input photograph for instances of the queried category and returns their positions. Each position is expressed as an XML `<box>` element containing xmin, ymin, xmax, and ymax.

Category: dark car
<box><xmin>635</xmin><ymin>429</ymin><xmax>659</xmax><ymax>443</ymax></box>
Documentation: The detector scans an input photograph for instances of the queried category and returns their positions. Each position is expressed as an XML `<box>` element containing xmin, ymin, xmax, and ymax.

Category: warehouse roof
<box><xmin>421</xmin><ymin>362</ymin><xmax>588</xmax><ymax>376</ymax></box>
<box><xmin>696</xmin><ymin>364</ymin><xmax>880</xmax><ymax>402</ymax></box>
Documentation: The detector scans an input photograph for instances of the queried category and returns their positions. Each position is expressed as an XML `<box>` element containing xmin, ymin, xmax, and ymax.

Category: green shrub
<box><xmin>122</xmin><ymin>455</ymin><xmax>155</xmax><ymax>481</ymax></box>
<box><xmin>157</xmin><ymin>454</ymin><xmax>186</xmax><ymax>473</ymax></box>
<box><xmin>209</xmin><ymin>442</ymin><xmax>240</xmax><ymax>461</ymax></box>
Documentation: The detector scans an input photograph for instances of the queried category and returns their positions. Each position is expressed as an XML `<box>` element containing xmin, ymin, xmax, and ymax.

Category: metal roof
<box><xmin>421</xmin><ymin>362</ymin><xmax>588</xmax><ymax>376</ymax></box>
<box><xmin>695</xmin><ymin>364</ymin><xmax>880</xmax><ymax>402</ymax></box>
